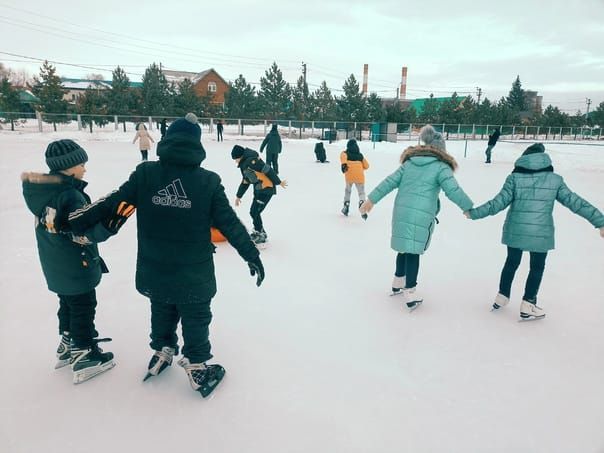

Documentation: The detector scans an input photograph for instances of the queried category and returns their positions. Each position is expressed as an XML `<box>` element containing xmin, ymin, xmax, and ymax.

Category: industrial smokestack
<box><xmin>400</xmin><ymin>66</ymin><xmax>407</xmax><ymax>100</ymax></box>
<box><xmin>362</xmin><ymin>64</ymin><xmax>368</xmax><ymax>97</ymax></box>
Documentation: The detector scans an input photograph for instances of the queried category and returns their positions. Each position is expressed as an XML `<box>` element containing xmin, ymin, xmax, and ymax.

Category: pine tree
<box><xmin>32</xmin><ymin>61</ymin><xmax>69</xmax><ymax>129</ymax></box>
<box><xmin>174</xmin><ymin>78</ymin><xmax>202</xmax><ymax>116</ymax></box>
<box><xmin>77</xmin><ymin>83</ymin><xmax>109</xmax><ymax>132</ymax></box>
<box><xmin>590</xmin><ymin>101</ymin><xmax>604</xmax><ymax>129</ymax></box>
<box><xmin>107</xmin><ymin>66</ymin><xmax>133</xmax><ymax>116</ymax></box>
<box><xmin>366</xmin><ymin>92</ymin><xmax>384</xmax><ymax>122</ymax></box>
<box><xmin>337</xmin><ymin>74</ymin><xmax>366</xmax><ymax>122</ymax></box>
<box><xmin>438</xmin><ymin>92</ymin><xmax>462</xmax><ymax>124</ymax></box>
<box><xmin>0</xmin><ymin>77</ymin><xmax>21</xmax><ymax>130</ymax></box>
<box><xmin>312</xmin><ymin>80</ymin><xmax>337</xmax><ymax>122</ymax></box>
<box><xmin>259</xmin><ymin>62</ymin><xmax>290</xmax><ymax>119</ymax></box>
<box><xmin>418</xmin><ymin>94</ymin><xmax>439</xmax><ymax>124</ymax></box>
<box><xmin>225</xmin><ymin>74</ymin><xmax>258</xmax><ymax>118</ymax></box>
<box><xmin>141</xmin><ymin>63</ymin><xmax>172</xmax><ymax>116</ymax></box>
<box><xmin>507</xmin><ymin>75</ymin><xmax>526</xmax><ymax>111</ymax></box>
<box><xmin>291</xmin><ymin>75</ymin><xmax>309</xmax><ymax>121</ymax></box>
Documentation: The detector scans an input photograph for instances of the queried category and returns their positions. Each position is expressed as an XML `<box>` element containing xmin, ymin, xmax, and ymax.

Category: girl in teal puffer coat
<box><xmin>361</xmin><ymin>125</ymin><xmax>473</xmax><ymax>310</ymax></box>
<box><xmin>467</xmin><ymin>143</ymin><xmax>604</xmax><ymax>320</ymax></box>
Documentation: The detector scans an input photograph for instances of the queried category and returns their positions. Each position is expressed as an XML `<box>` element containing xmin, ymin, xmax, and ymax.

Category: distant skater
<box><xmin>485</xmin><ymin>128</ymin><xmax>500</xmax><ymax>164</ymax></box>
<box><xmin>133</xmin><ymin>123</ymin><xmax>155</xmax><ymax>161</ymax></box>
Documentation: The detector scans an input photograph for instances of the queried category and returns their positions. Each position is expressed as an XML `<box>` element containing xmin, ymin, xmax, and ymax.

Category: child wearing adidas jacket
<box><xmin>466</xmin><ymin>143</ymin><xmax>604</xmax><ymax>320</ymax></box>
<box><xmin>69</xmin><ymin>114</ymin><xmax>264</xmax><ymax>397</ymax></box>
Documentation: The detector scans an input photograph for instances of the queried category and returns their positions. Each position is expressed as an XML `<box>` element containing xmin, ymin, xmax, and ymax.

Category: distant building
<box><xmin>60</xmin><ymin>78</ymin><xmax>143</xmax><ymax>104</ymax></box>
<box><xmin>162</xmin><ymin>68</ymin><xmax>229</xmax><ymax>106</ymax></box>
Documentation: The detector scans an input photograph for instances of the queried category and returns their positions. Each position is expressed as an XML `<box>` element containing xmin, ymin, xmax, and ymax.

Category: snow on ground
<box><xmin>1</xmin><ymin>131</ymin><xmax>603</xmax><ymax>453</ymax></box>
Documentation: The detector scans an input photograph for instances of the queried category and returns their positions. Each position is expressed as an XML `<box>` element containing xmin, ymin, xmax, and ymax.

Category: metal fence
<box><xmin>0</xmin><ymin>112</ymin><xmax>602</xmax><ymax>141</ymax></box>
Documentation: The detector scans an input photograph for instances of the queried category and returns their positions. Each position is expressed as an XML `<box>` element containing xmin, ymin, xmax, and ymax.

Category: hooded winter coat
<box><xmin>133</xmin><ymin>128</ymin><xmax>154</xmax><ymax>150</ymax></box>
<box><xmin>469</xmin><ymin>152</ymin><xmax>604</xmax><ymax>252</ymax></box>
<box><xmin>487</xmin><ymin>129</ymin><xmax>501</xmax><ymax>146</ymax></box>
<box><xmin>260</xmin><ymin>126</ymin><xmax>282</xmax><ymax>155</ymax></box>
<box><xmin>22</xmin><ymin>172</ymin><xmax>112</xmax><ymax>295</ymax></box>
<box><xmin>340</xmin><ymin>150</ymin><xmax>369</xmax><ymax>184</ymax></box>
<box><xmin>368</xmin><ymin>145</ymin><xmax>473</xmax><ymax>255</ymax></box>
<box><xmin>235</xmin><ymin>148</ymin><xmax>282</xmax><ymax>198</ymax></box>
<box><xmin>68</xmin><ymin>134</ymin><xmax>259</xmax><ymax>304</ymax></box>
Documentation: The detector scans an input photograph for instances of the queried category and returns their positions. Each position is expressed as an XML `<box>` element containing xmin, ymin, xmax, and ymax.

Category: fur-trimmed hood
<box><xmin>21</xmin><ymin>171</ymin><xmax>87</xmax><ymax>216</ymax></box>
<box><xmin>400</xmin><ymin>145</ymin><xmax>458</xmax><ymax>171</ymax></box>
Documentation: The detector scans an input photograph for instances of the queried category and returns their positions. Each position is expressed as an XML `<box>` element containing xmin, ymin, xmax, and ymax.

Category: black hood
<box><xmin>238</xmin><ymin>148</ymin><xmax>259</xmax><ymax>167</ymax></box>
<box><xmin>157</xmin><ymin>135</ymin><xmax>206</xmax><ymax>166</ymax></box>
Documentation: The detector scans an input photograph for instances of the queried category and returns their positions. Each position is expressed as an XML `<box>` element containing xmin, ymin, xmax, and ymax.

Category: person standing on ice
<box><xmin>231</xmin><ymin>144</ymin><xmax>287</xmax><ymax>246</ymax></box>
<box><xmin>68</xmin><ymin>114</ymin><xmax>265</xmax><ymax>397</ymax></box>
<box><xmin>216</xmin><ymin>119</ymin><xmax>224</xmax><ymax>142</ymax></box>
<box><xmin>360</xmin><ymin>125</ymin><xmax>473</xmax><ymax>310</ymax></box>
<box><xmin>340</xmin><ymin>138</ymin><xmax>370</xmax><ymax>219</ymax></box>
<box><xmin>21</xmin><ymin>139</ymin><xmax>120</xmax><ymax>384</ymax></box>
<box><xmin>133</xmin><ymin>123</ymin><xmax>155</xmax><ymax>161</ymax></box>
<box><xmin>259</xmin><ymin>124</ymin><xmax>282</xmax><ymax>174</ymax></box>
<box><xmin>465</xmin><ymin>143</ymin><xmax>604</xmax><ymax>320</ymax></box>
<box><xmin>484</xmin><ymin>128</ymin><xmax>500</xmax><ymax>164</ymax></box>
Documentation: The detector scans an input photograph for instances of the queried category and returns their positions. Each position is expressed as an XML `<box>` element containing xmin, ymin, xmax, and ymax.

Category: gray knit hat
<box><xmin>419</xmin><ymin>124</ymin><xmax>446</xmax><ymax>151</ymax></box>
<box><xmin>45</xmin><ymin>139</ymin><xmax>89</xmax><ymax>171</ymax></box>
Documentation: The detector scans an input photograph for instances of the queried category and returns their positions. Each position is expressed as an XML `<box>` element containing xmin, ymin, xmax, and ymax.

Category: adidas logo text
<box><xmin>152</xmin><ymin>179</ymin><xmax>192</xmax><ymax>209</ymax></box>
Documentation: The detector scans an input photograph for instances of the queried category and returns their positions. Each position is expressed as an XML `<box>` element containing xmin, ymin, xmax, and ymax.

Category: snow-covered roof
<box><xmin>61</xmin><ymin>78</ymin><xmax>111</xmax><ymax>90</ymax></box>
<box><xmin>161</xmin><ymin>68</ymin><xmax>226</xmax><ymax>85</ymax></box>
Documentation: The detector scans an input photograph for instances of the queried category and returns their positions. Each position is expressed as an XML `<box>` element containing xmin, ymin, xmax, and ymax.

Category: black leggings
<box><xmin>150</xmin><ymin>300</ymin><xmax>213</xmax><ymax>363</ymax></box>
<box><xmin>140</xmin><ymin>150</ymin><xmax>148</xmax><ymax>161</ymax></box>
<box><xmin>57</xmin><ymin>290</ymin><xmax>98</xmax><ymax>348</ymax></box>
<box><xmin>499</xmin><ymin>247</ymin><xmax>547</xmax><ymax>301</ymax></box>
<box><xmin>250</xmin><ymin>191</ymin><xmax>273</xmax><ymax>233</ymax></box>
<box><xmin>395</xmin><ymin>253</ymin><xmax>420</xmax><ymax>288</ymax></box>
<box><xmin>266</xmin><ymin>152</ymin><xmax>279</xmax><ymax>174</ymax></box>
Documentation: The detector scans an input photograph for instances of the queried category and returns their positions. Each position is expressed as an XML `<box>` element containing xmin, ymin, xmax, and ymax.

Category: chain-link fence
<box><xmin>1</xmin><ymin>112</ymin><xmax>602</xmax><ymax>141</ymax></box>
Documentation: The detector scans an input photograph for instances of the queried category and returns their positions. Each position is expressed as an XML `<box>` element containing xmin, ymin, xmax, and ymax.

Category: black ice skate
<box><xmin>341</xmin><ymin>201</ymin><xmax>350</xmax><ymax>216</ymax></box>
<box><xmin>252</xmin><ymin>230</ymin><xmax>268</xmax><ymax>249</ymax></box>
<box><xmin>178</xmin><ymin>358</ymin><xmax>226</xmax><ymax>398</ymax></box>
<box><xmin>359</xmin><ymin>200</ymin><xmax>368</xmax><ymax>220</ymax></box>
<box><xmin>71</xmin><ymin>338</ymin><xmax>115</xmax><ymax>384</ymax></box>
<box><xmin>143</xmin><ymin>346</ymin><xmax>176</xmax><ymax>382</ymax></box>
<box><xmin>55</xmin><ymin>331</ymin><xmax>72</xmax><ymax>369</ymax></box>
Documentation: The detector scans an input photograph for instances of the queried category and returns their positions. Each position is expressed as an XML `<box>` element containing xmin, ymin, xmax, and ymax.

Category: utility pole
<box><xmin>476</xmin><ymin>87</ymin><xmax>482</xmax><ymax>104</ymax></box>
<box><xmin>586</xmin><ymin>98</ymin><xmax>592</xmax><ymax>115</ymax></box>
<box><xmin>301</xmin><ymin>62</ymin><xmax>307</xmax><ymax>135</ymax></box>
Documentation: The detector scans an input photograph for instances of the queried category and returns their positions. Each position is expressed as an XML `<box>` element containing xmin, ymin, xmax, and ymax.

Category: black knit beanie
<box><xmin>523</xmin><ymin>143</ymin><xmax>545</xmax><ymax>155</ymax></box>
<box><xmin>166</xmin><ymin>113</ymin><xmax>202</xmax><ymax>141</ymax></box>
<box><xmin>45</xmin><ymin>139</ymin><xmax>89</xmax><ymax>171</ymax></box>
<box><xmin>231</xmin><ymin>145</ymin><xmax>245</xmax><ymax>159</ymax></box>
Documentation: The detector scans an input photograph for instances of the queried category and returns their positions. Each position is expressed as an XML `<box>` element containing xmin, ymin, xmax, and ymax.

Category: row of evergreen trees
<box><xmin>1</xmin><ymin>60</ymin><xmax>603</xmax><ymax>129</ymax></box>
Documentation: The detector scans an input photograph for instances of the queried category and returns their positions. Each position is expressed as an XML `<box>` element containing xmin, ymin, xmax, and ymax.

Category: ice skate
<box><xmin>491</xmin><ymin>293</ymin><xmax>510</xmax><ymax>311</ymax></box>
<box><xmin>359</xmin><ymin>200</ymin><xmax>368</xmax><ymax>220</ymax></box>
<box><xmin>252</xmin><ymin>230</ymin><xmax>268</xmax><ymax>249</ymax></box>
<box><xmin>143</xmin><ymin>346</ymin><xmax>176</xmax><ymax>382</ymax></box>
<box><xmin>341</xmin><ymin>201</ymin><xmax>350</xmax><ymax>216</ymax></box>
<box><xmin>71</xmin><ymin>338</ymin><xmax>115</xmax><ymax>384</ymax></box>
<box><xmin>55</xmin><ymin>331</ymin><xmax>72</xmax><ymax>369</ymax></box>
<box><xmin>402</xmin><ymin>287</ymin><xmax>423</xmax><ymax>311</ymax></box>
<box><xmin>519</xmin><ymin>299</ymin><xmax>546</xmax><ymax>321</ymax></box>
<box><xmin>178</xmin><ymin>357</ymin><xmax>226</xmax><ymax>398</ymax></box>
<box><xmin>390</xmin><ymin>276</ymin><xmax>406</xmax><ymax>296</ymax></box>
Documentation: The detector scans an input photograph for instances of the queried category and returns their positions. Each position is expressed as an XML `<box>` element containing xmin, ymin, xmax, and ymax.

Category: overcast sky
<box><xmin>1</xmin><ymin>0</ymin><xmax>603</xmax><ymax>112</ymax></box>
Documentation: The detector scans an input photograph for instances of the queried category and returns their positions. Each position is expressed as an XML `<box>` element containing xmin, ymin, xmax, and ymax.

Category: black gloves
<box><xmin>247</xmin><ymin>256</ymin><xmax>265</xmax><ymax>287</ymax></box>
<box><xmin>341</xmin><ymin>163</ymin><xmax>348</xmax><ymax>173</ymax></box>
<box><xmin>103</xmin><ymin>201</ymin><xmax>136</xmax><ymax>233</ymax></box>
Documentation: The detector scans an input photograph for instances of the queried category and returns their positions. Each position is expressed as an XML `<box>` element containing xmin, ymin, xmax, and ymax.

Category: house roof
<box><xmin>18</xmin><ymin>90</ymin><xmax>39</xmax><ymax>104</ymax></box>
<box><xmin>161</xmin><ymin>68</ymin><xmax>227</xmax><ymax>86</ymax></box>
<box><xmin>60</xmin><ymin>78</ymin><xmax>143</xmax><ymax>89</ymax></box>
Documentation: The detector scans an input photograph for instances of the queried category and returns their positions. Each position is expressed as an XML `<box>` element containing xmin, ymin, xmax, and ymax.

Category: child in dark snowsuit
<box><xmin>467</xmin><ymin>143</ymin><xmax>604</xmax><ymax>320</ymax></box>
<box><xmin>21</xmin><ymin>139</ymin><xmax>118</xmax><ymax>384</ymax></box>
<box><xmin>314</xmin><ymin>142</ymin><xmax>327</xmax><ymax>163</ymax></box>
<box><xmin>231</xmin><ymin>144</ymin><xmax>287</xmax><ymax>245</ymax></box>
<box><xmin>259</xmin><ymin>124</ymin><xmax>282</xmax><ymax>174</ymax></box>
<box><xmin>69</xmin><ymin>114</ymin><xmax>264</xmax><ymax>397</ymax></box>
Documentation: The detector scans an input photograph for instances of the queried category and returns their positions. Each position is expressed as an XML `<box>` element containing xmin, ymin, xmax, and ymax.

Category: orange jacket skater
<box><xmin>340</xmin><ymin>139</ymin><xmax>369</xmax><ymax>218</ymax></box>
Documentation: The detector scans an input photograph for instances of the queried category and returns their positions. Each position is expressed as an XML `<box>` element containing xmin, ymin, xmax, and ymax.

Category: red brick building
<box><xmin>162</xmin><ymin>69</ymin><xmax>229</xmax><ymax>106</ymax></box>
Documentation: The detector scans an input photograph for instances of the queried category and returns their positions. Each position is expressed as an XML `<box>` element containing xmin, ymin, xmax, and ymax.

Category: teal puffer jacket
<box><xmin>469</xmin><ymin>152</ymin><xmax>604</xmax><ymax>252</ymax></box>
<box><xmin>368</xmin><ymin>146</ymin><xmax>473</xmax><ymax>255</ymax></box>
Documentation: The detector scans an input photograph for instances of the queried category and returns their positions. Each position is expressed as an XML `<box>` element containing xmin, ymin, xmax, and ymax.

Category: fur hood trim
<box><xmin>400</xmin><ymin>145</ymin><xmax>458</xmax><ymax>171</ymax></box>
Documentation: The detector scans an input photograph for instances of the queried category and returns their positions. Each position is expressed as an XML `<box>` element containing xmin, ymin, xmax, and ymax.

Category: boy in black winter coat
<box><xmin>69</xmin><ymin>114</ymin><xmax>264</xmax><ymax>397</ymax></box>
<box><xmin>485</xmin><ymin>128</ymin><xmax>501</xmax><ymax>163</ymax></box>
<box><xmin>231</xmin><ymin>144</ymin><xmax>287</xmax><ymax>245</ymax></box>
<box><xmin>259</xmin><ymin>124</ymin><xmax>282</xmax><ymax>174</ymax></box>
<box><xmin>21</xmin><ymin>139</ymin><xmax>117</xmax><ymax>384</ymax></box>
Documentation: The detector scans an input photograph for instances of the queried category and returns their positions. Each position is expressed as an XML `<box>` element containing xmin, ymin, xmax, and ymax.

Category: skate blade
<box><xmin>142</xmin><ymin>372</ymin><xmax>154</xmax><ymax>382</ymax></box>
<box><xmin>73</xmin><ymin>360</ymin><xmax>116</xmax><ymax>384</ymax></box>
<box><xmin>407</xmin><ymin>301</ymin><xmax>423</xmax><ymax>312</ymax></box>
<box><xmin>55</xmin><ymin>358</ymin><xmax>71</xmax><ymax>369</ymax></box>
<box><xmin>518</xmin><ymin>314</ymin><xmax>546</xmax><ymax>322</ymax></box>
